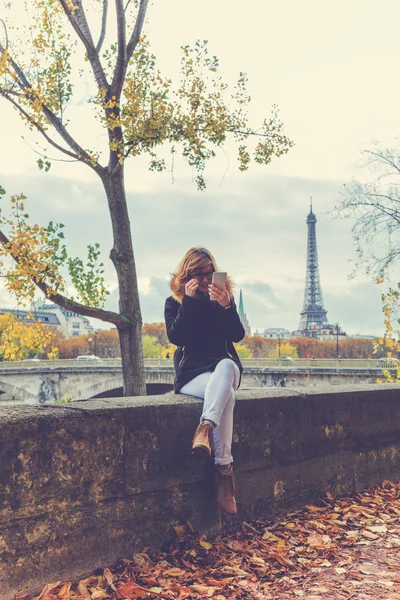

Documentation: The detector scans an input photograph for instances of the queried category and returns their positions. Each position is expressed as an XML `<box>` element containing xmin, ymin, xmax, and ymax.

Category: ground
<box><xmin>27</xmin><ymin>481</ymin><xmax>400</xmax><ymax>600</ymax></box>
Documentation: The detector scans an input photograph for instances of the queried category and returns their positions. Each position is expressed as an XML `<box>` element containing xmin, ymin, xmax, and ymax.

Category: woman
<box><xmin>164</xmin><ymin>247</ymin><xmax>245</xmax><ymax>514</ymax></box>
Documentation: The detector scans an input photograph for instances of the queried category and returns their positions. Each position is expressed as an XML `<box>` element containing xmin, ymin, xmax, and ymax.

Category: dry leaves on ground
<box><xmin>22</xmin><ymin>480</ymin><xmax>400</xmax><ymax>600</ymax></box>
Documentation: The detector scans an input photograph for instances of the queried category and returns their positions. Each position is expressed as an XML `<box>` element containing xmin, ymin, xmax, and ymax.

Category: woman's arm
<box><xmin>164</xmin><ymin>296</ymin><xmax>199</xmax><ymax>346</ymax></box>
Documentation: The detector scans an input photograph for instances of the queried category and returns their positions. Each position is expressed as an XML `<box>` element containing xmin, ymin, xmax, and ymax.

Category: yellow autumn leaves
<box><xmin>0</xmin><ymin>313</ymin><xmax>58</xmax><ymax>361</ymax></box>
<box><xmin>0</xmin><ymin>194</ymin><xmax>66</xmax><ymax>302</ymax></box>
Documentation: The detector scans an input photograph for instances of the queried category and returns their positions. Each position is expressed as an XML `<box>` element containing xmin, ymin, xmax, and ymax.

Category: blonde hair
<box><xmin>170</xmin><ymin>247</ymin><xmax>232</xmax><ymax>302</ymax></box>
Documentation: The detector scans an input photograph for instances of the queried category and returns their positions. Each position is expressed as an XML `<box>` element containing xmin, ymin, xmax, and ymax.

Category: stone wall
<box><xmin>1</xmin><ymin>385</ymin><xmax>400</xmax><ymax>600</ymax></box>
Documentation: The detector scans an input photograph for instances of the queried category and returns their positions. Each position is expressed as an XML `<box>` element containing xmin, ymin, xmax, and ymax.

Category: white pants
<box><xmin>179</xmin><ymin>359</ymin><xmax>240</xmax><ymax>466</ymax></box>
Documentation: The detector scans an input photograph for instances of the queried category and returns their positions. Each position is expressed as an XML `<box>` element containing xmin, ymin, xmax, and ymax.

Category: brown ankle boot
<box><xmin>216</xmin><ymin>465</ymin><xmax>237</xmax><ymax>515</ymax></box>
<box><xmin>191</xmin><ymin>422</ymin><xmax>214</xmax><ymax>456</ymax></box>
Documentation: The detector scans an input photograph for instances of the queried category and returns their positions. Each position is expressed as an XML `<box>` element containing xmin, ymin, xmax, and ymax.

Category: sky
<box><xmin>1</xmin><ymin>0</ymin><xmax>400</xmax><ymax>336</ymax></box>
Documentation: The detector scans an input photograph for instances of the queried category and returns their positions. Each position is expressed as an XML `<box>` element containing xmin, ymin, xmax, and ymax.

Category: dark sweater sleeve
<box><xmin>164</xmin><ymin>295</ymin><xmax>199</xmax><ymax>346</ymax></box>
<box><xmin>220</xmin><ymin>298</ymin><xmax>245</xmax><ymax>342</ymax></box>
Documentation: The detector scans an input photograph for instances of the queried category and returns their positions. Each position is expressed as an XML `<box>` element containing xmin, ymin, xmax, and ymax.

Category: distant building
<box><xmin>238</xmin><ymin>289</ymin><xmax>251</xmax><ymax>337</ymax></box>
<box><xmin>256</xmin><ymin>327</ymin><xmax>291</xmax><ymax>340</ymax></box>
<box><xmin>0</xmin><ymin>302</ymin><xmax>94</xmax><ymax>338</ymax></box>
<box><xmin>291</xmin><ymin>323</ymin><xmax>347</xmax><ymax>341</ymax></box>
<box><xmin>33</xmin><ymin>301</ymin><xmax>94</xmax><ymax>338</ymax></box>
<box><xmin>0</xmin><ymin>307</ymin><xmax>61</xmax><ymax>328</ymax></box>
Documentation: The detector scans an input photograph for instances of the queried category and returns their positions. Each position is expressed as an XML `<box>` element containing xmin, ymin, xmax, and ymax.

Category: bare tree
<box><xmin>335</xmin><ymin>147</ymin><xmax>400</xmax><ymax>278</ymax></box>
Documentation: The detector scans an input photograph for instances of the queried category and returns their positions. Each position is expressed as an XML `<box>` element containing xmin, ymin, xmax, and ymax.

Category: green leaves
<box><xmin>37</xmin><ymin>158</ymin><xmax>52</xmax><ymax>172</ymax></box>
<box><xmin>67</xmin><ymin>243</ymin><xmax>109</xmax><ymax>308</ymax></box>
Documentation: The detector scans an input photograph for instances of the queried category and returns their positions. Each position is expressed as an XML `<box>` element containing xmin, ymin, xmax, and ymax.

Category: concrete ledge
<box><xmin>1</xmin><ymin>384</ymin><xmax>400</xmax><ymax>599</ymax></box>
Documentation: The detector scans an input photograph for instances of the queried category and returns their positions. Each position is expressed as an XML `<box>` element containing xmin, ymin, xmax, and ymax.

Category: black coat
<box><xmin>164</xmin><ymin>294</ymin><xmax>245</xmax><ymax>392</ymax></box>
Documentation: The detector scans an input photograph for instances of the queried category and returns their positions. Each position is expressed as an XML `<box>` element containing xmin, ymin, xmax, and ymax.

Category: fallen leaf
<box><xmin>358</xmin><ymin>564</ymin><xmax>380</xmax><ymax>575</ymax></box>
<box><xmin>262</xmin><ymin>532</ymin><xmax>280</xmax><ymax>542</ymax></box>
<box><xmin>361</xmin><ymin>530</ymin><xmax>378</xmax><ymax>539</ymax></box>
<box><xmin>116</xmin><ymin>582</ymin><xmax>150</xmax><ymax>599</ymax></box>
<box><xmin>91</xmin><ymin>591</ymin><xmax>108</xmax><ymax>599</ymax></box>
<box><xmin>38</xmin><ymin>583</ymin><xmax>61</xmax><ymax>600</ymax></box>
<box><xmin>173</xmin><ymin>524</ymin><xmax>186</xmax><ymax>536</ymax></box>
<box><xmin>345</xmin><ymin>530</ymin><xmax>359</xmax><ymax>538</ymax></box>
<box><xmin>250</xmin><ymin>556</ymin><xmax>266</xmax><ymax>567</ymax></box>
<box><xmin>199</xmin><ymin>540</ymin><xmax>213</xmax><ymax>550</ymax></box>
<box><xmin>58</xmin><ymin>583</ymin><xmax>72</xmax><ymax>599</ymax></box>
<box><xmin>320</xmin><ymin>559</ymin><xmax>332</xmax><ymax>567</ymax></box>
<box><xmin>164</xmin><ymin>567</ymin><xmax>187</xmax><ymax>577</ymax></box>
<box><xmin>132</xmin><ymin>553</ymin><xmax>149</xmax><ymax>568</ymax></box>
<box><xmin>367</xmin><ymin>525</ymin><xmax>387</xmax><ymax>534</ymax></box>
<box><xmin>307</xmin><ymin>533</ymin><xmax>332</xmax><ymax>548</ymax></box>
<box><xmin>103</xmin><ymin>568</ymin><xmax>116</xmax><ymax>591</ymax></box>
<box><xmin>77</xmin><ymin>581</ymin><xmax>91</xmax><ymax>600</ymax></box>
<box><xmin>190</xmin><ymin>584</ymin><xmax>217</xmax><ymax>596</ymax></box>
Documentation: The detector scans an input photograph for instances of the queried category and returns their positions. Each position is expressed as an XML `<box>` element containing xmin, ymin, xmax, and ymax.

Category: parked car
<box><xmin>280</xmin><ymin>356</ymin><xmax>294</xmax><ymax>361</ymax></box>
<box><xmin>76</xmin><ymin>355</ymin><xmax>101</xmax><ymax>361</ymax></box>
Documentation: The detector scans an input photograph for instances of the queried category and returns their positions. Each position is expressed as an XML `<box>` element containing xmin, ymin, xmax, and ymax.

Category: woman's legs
<box><xmin>179</xmin><ymin>359</ymin><xmax>240</xmax><ymax>466</ymax></box>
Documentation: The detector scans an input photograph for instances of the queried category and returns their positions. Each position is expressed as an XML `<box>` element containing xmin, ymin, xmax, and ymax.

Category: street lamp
<box><xmin>335</xmin><ymin>323</ymin><xmax>339</xmax><ymax>359</ymax></box>
<box><xmin>278</xmin><ymin>335</ymin><xmax>281</xmax><ymax>358</ymax></box>
<box><xmin>88</xmin><ymin>337</ymin><xmax>92</xmax><ymax>355</ymax></box>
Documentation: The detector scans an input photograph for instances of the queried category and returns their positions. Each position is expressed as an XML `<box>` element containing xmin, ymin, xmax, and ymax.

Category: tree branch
<box><xmin>124</xmin><ymin>0</ymin><xmax>133</xmax><ymax>13</ymax></box>
<box><xmin>59</xmin><ymin>0</ymin><xmax>109</xmax><ymax>90</ymax></box>
<box><xmin>95</xmin><ymin>0</ymin><xmax>108</xmax><ymax>54</ymax></box>
<box><xmin>126</xmin><ymin>0</ymin><xmax>149</xmax><ymax>62</ymax></box>
<box><xmin>111</xmin><ymin>0</ymin><xmax>127</xmax><ymax>97</ymax></box>
<box><xmin>0</xmin><ymin>40</ymin><xmax>31</xmax><ymax>91</ymax></box>
<box><xmin>0</xmin><ymin>18</ymin><xmax>8</xmax><ymax>49</ymax></box>
<box><xmin>0</xmin><ymin>90</ymin><xmax>80</xmax><ymax>161</ymax></box>
<box><xmin>0</xmin><ymin>229</ymin><xmax>130</xmax><ymax>328</ymax></box>
<box><xmin>0</xmin><ymin>40</ymin><xmax>106</xmax><ymax>174</ymax></box>
<box><xmin>364</xmin><ymin>149</ymin><xmax>400</xmax><ymax>176</ymax></box>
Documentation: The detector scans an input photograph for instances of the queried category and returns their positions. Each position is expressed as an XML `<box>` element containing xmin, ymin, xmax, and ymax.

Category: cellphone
<box><xmin>212</xmin><ymin>271</ymin><xmax>227</xmax><ymax>288</ymax></box>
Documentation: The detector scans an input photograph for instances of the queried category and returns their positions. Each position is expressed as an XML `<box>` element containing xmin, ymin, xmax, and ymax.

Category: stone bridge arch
<box><xmin>0</xmin><ymin>380</ymin><xmax>36</xmax><ymax>403</ymax></box>
<box><xmin>77</xmin><ymin>377</ymin><xmax>124</xmax><ymax>400</ymax></box>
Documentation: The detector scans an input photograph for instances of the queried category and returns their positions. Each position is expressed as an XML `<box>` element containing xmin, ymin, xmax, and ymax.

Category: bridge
<box><xmin>0</xmin><ymin>358</ymin><xmax>395</xmax><ymax>404</ymax></box>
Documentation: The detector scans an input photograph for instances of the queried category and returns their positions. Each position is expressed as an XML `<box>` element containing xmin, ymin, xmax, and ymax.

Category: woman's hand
<box><xmin>185</xmin><ymin>279</ymin><xmax>199</xmax><ymax>298</ymax></box>
<box><xmin>208</xmin><ymin>282</ymin><xmax>231</xmax><ymax>308</ymax></box>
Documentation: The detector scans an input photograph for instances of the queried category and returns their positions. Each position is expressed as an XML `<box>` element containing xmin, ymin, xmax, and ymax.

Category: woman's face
<box><xmin>189</xmin><ymin>261</ymin><xmax>214</xmax><ymax>294</ymax></box>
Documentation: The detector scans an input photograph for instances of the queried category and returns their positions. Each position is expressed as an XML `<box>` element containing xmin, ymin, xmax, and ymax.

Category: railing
<box><xmin>0</xmin><ymin>358</ymin><xmax>397</xmax><ymax>370</ymax></box>
<box><xmin>240</xmin><ymin>358</ymin><xmax>399</xmax><ymax>369</ymax></box>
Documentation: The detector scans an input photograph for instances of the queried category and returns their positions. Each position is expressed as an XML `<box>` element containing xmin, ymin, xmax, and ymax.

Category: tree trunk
<box><xmin>102</xmin><ymin>168</ymin><xmax>146</xmax><ymax>396</ymax></box>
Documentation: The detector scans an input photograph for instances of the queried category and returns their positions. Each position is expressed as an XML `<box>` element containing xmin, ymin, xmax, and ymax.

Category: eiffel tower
<box><xmin>298</xmin><ymin>199</ymin><xmax>328</xmax><ymax>332</ymax></box>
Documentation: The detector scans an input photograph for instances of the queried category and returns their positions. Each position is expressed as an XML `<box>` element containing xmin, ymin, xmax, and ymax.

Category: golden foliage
<box><xmin>0</xmin><ymin>313</ymin><xmax>56</xmax><ymax>360</ymax></box>
<box><xmin>268</xmin><ymin>342</ymin><xmax>299</xmax><ymax>359</ymax></box>
<box><xmin>376</xmin><ymin>283</ymin><xmax>400</xmax><ymax>383</ymax></box>
<box><xmin>0</xmin><ymin>191</ymin><xmax>108</xmax><ymax>309</ymax></box>
<box><xmin>0</xmin><ymin>194</ymin><xmax>66</xmax><ymax>302</ymax></box>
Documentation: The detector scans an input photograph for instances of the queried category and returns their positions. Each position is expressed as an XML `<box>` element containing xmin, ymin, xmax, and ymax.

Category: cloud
<box><xmin>0</xmin><ymin>168</ymin><xmax>390</xmax><ymax>336</ymax></box>
<box><xmin>139</xmin><ymin>277</ymin><xmax>171</xmax><ymax>324</ymax></box>
<box><xmin>105</xmin><ymin>277</ymin><xmax>170</xmax><ymax>326</ymax></box>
